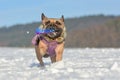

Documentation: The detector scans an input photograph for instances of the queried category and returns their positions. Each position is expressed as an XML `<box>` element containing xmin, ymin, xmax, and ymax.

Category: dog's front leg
<box><xmin>55</xmin><ymin>43</ymin><xmax>64</xmax><ymax>62</ymax></box>
<box><xmin>35</xmin><ymin>46</ymin><xmax>44</xmax><ymax>66</ymax></box>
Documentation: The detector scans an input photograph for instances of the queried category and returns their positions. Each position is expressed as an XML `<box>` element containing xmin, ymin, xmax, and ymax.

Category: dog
<box><xmin>35</xmin><ymin>13</ymin><xmax>66</xmax><ymax>66</ymax></box>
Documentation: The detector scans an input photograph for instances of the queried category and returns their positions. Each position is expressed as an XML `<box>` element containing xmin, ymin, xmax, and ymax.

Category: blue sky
<box><xmin>0</xmin><ymin>0</ymin><xmax>120</xmax><ymax>27</ymax></box>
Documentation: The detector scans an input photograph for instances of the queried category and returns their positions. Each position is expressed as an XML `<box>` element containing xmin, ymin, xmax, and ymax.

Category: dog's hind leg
<box><xmin>50</xmin><ymin>55</ymin><xmax>56</xmax><ymax>63</ymax></box>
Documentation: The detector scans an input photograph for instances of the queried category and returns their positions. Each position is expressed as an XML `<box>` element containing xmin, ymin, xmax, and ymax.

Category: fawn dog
<box><xmin>34</xmin><ymin>13</ymin><xmax>66</xmax><ymax>66</ymax></box>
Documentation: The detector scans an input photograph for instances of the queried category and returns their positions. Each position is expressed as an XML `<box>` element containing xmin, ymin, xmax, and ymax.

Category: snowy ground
<box><xmin>0</xmin><ymin>47</ymin><xmax>120</xmax><ymax>80</ymax></box>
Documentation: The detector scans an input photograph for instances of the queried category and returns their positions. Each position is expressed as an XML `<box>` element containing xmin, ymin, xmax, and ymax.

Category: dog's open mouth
<box><xmin>46</xmin><ymin>25</ymin><xmax>62</xmax><ymax>39</ymax></box>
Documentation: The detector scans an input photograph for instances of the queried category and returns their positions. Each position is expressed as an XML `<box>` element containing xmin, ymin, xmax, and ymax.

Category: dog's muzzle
<box><xmin>46</xmin><ymin>25</ymin><xmax>62</xmax><ymax>39</ymax></box>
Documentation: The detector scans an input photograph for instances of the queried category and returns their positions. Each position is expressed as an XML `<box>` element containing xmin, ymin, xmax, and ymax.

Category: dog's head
<box><xmin>41</xmin><ymin>13</ymin><xmax>65</xmax><ymax>39</ymax></box>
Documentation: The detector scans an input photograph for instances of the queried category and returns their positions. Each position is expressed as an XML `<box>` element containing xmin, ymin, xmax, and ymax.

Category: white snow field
<box><xmin>0</xmin><ymin>47</ymin><xmax>120</xmax><ymax>80</ymax></box>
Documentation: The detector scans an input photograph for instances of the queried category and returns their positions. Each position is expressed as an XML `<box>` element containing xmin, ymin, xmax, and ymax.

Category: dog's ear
<box><xmin>41</xmin><ymin>13</ymin><xmax>47</xmax><ymax>20</ymax></box>
<box><xmin>60</xmin><ymin>15</ymin><xmax>64</xmax><ymax>22</ymax></box>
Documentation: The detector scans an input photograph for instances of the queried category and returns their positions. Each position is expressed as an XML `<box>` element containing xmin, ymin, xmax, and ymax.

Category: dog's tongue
<box><xmin>49</xmin><ymin>32</ymin><xmax>56</xmax><ymax>35</ymax></box>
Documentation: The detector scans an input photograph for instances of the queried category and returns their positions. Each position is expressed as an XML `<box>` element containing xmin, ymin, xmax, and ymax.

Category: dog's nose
<box><xmin>48</xmin><ymin>26</ymin><xmax>54</xmax><ymax>30</ymax></box>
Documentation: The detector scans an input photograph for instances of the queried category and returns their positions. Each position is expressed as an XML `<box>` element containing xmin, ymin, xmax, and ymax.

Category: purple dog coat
<box><xmin>32</xmin><ymin>34</ymin><xmax>57</xmax><ymax>57</ymax></box>
<box><xmin>32</xmin><ymin>34</ymin><xmax>40</xmax><ymax>45</ymax></box>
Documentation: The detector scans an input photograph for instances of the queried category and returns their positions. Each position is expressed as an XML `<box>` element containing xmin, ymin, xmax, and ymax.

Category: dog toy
<box><xmin>32</xmin><ymin>27</ymin><xmax>55</xmax><ymax>45</ymax></box>
<box><xmin>35</xmin><ymin>28</ymin><xmax>55</xmax><ymax>34</ymax></box>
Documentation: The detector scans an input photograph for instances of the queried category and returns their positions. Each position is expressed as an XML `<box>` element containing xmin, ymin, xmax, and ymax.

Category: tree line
<box><xmin>0</xmin><ymin>15</ymin><xmax>120</xmax><ymax>48</ymax></box>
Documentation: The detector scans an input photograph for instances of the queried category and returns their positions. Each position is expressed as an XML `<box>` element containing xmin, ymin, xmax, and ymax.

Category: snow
<box><xmin>0</xmin><ymin>47</ymin><xmax>120</xmax><ymax>80</ymax></box>
<box><xmin>26</xmin><ymin>31</ymin><xmax>30</xmax><ymax>34</ymax></box>
<box><xmin>110</xmin><ymin>62</ymin><xmax>120</xmax><ymax>71</ymax></box>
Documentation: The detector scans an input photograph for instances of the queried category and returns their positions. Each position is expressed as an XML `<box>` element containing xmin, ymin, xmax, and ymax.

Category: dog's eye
<box><xmin>56</xmin><ymin>21</ymin><xmax>61</xmax><ymax>25</ymax></box>
<box><xmin>45</xmin><ymin>21</ymin><xmax>50</xmax><ymax>25</ymax></box>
